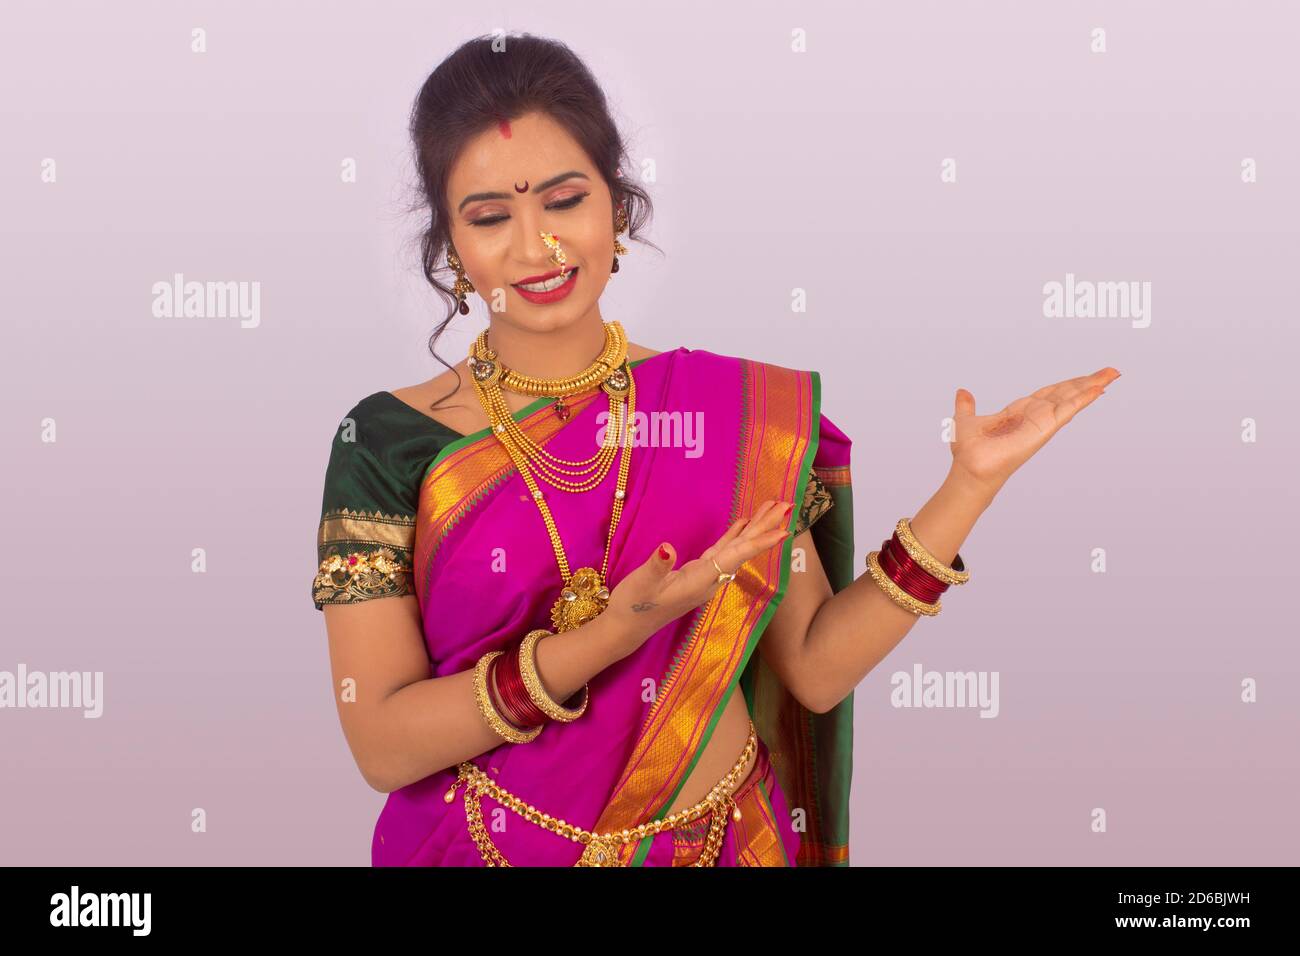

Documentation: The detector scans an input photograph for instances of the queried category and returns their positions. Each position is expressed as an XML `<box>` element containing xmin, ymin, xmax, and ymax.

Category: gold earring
<box><xmin>447</xmin><ymin>247</ymin><xmax>475</xmax><ymax>315</ymax></box>
<box><xmin>611</xmin><ymin>205</ymin><xmax>629</xmax><ymax>274</ymax></box>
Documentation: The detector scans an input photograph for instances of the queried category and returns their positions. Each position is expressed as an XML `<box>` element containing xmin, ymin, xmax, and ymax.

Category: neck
<box><xmin>484</xmin><ymin>306</ymin><xmax>611</xmax><ymax>380</ymax></box>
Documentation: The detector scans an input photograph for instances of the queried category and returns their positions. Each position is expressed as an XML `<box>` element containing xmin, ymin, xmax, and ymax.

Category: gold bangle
<box><xmin>865</xmin><ymin>550</ymin><xmax>942</xmax><ymax>616</ymax></box>
<box><xmin>895</xmin><ymin>518</ymin><xmax>970</xmax><ymax>585</ymax></box>
<box><xmin>518</xmin><ymin>629</ymin><xmax>588</xmax><ymax>722</ymax></box>
<box><xmin>473</xmin><ymin>651</ymin><xmax>543</xmax><ymax>743</ymax></box>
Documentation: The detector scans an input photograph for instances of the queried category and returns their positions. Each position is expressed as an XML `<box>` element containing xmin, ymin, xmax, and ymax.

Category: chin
<box><xmin>505</xmin><ymin>300</ymin><xmax>591</xmax><ymax>333</ymax></box>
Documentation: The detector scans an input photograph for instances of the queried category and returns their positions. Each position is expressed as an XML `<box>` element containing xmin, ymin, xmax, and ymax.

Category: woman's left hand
<box><xmin>948</xmin><ymin>366</ymin><xmax>1121</xmax><ymax>498</ymax></box>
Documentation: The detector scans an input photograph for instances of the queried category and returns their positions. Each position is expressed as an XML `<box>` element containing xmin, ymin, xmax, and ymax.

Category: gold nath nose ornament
<box><xmin>540</xmin><ymin>230</ymin><xmax>568</xmax><ymax>273</ymax></box>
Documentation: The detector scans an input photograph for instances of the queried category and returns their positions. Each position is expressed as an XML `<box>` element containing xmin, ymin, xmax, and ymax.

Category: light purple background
<box><xmin>3</xmin><ymin>1</ymin><xmax>1297</xmax><ymax>865</ymax></box>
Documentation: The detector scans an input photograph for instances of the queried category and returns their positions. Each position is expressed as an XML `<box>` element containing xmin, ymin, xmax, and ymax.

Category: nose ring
<box><xmin>540</xmin><ymin>231</ymin><xmax>568</xmax><ymax>273</ymax></box>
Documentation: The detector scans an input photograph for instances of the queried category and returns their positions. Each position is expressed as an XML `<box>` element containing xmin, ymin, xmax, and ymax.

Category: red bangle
<box><xmin>492</xmin><ymin>640</ymin><xmax>549</xmax><ymax>729</ymax></box>
<box><xmin>490</xmin><ymin>646</ymin><xmax>526</xmax><ymax>728</ymax></box>
<box><xmin>485</xmin><ymin>655</ymin><xmax>517</xmax><ymax>728</ymax></box>
<box><xmin>896</xmin><ymin>534</ymin><xmax>966</xmax><ymax>583</ymax></box>
<box><xmin>878</xmin><ymin>546</ymin><xmax>945</xmax><ymax>604</ymax></box>
<box><xmin>888</xmin><ymin>536</ymin><xmax>949</xmax><ymax>602</ymax></box>
<box><xmin>489</xmin><ymin>651</ymin><xmax>536</xmax><ymax>730</ymax></box>
<box><xmin>878</xmin><ymin>535</ymin><xmax>948</xmax><ymax>604</ymax></box>
<box><xmin>884</xmin><ymin>534</ymin><xmax>950</xmax><ymax>602</ymax></box>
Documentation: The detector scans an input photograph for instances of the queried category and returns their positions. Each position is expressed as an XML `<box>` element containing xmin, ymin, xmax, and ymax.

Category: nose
<box><xmin>507</xmin><ymin>205</ymin><xmax>549</xmax><ymax>265</ymax></box>
<box><xmin>510</xmin><ymin>226</ymin><xmax>567</xmax><ymax>283</ymax></box>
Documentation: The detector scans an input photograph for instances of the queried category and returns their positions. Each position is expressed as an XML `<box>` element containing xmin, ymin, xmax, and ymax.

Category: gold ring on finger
<box><xmin>710</xmin><ymin>557</ymin><xmax>736</xmax><ymax>583</ymax></box>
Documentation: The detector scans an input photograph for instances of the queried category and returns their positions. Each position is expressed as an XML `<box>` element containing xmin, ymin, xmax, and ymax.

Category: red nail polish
<box><xmin>784</xmin><ymin>504</ymin><xmax>793</xmax><ymax>518</ymax></box>
<box><xmin>658</xmin><ymin>544</ymin><xmax>669</xmax><ymax>560</ymax></box>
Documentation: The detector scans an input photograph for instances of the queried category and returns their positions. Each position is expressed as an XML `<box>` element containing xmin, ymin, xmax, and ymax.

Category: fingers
<box><xmin>1053</xmin><ymin>383</ymin><xmax>1105</xmax><ymax>427</ymax></box>
<box><xmin>733</xmin><ymin>501</ymin><xmax>793</xmax><ymax>555</ymax></box>
<box><xmin>646</xmin><ymin>497</ymin><xmax>801</xmax><ymax>619</ymax></box>
<box><xmin>1049</xmin><ymin>367</ymin><xmax>1119</xmax><ymax>426</ymax></box>
<box><xmin>744</xmin><ymin>498</ymin><xmax>789</xmax><ymax>534</ymax></box>
<box><xmin>708</xmin><ymin>527</ymin><xmax>789</xmax><ymax>586</ymax></box>
<box><xmin>708</xmin><ymin>499</ymin><xmax>792</xmax><ymax>552</ymax></box>
<box><xmin>716</xmin><ymin>501</ymin><xmax>795</xmax><ymax>570</ymax></box>
<box><xmin>695</xmin><ymin>498</ymin><xmax>796</xmax><ymax>587</ymax></box>
<box><xmin>1033</xmin><ymin>367</ymin><xmax>1121</xmax><ymax>402</ymax></box>
<box><xmin>711</xmin><ymin>516</ymin><xmax>749</xmax><ymax>551</ymax></box>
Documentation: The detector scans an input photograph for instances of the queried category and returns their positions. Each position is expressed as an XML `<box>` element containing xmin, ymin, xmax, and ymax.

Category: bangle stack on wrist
<box><xmin>865</xmin><ymin>518</ymin><xmax>971</xmax><ymax>617</ymax></box>
<box><xmin>472</xmin><ymin>628</ymin><xmax>589</xmax><ymax>744</ymax></box>
<box><xmin>515</xmin><ymin>628</ymin><xmax>588</xmax><ymax>722</ymax></box>
<box><xmin>472</xmin><ymin>651</ymin><xmax>542</xmax><ymax>743</ymax></box>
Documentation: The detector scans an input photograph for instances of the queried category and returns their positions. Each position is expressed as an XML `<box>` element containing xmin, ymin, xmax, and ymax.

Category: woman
<box><xmin>312</xmin><ymin>33</ymin><xmax>1119</xmax><ymax>867</ymax></box>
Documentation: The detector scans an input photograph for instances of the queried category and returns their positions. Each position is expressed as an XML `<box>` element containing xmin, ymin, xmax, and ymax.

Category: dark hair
<box><xmin>406</xmin><ymin>31</ymin><xmax>659</xmax><ymax>409</ymax></box>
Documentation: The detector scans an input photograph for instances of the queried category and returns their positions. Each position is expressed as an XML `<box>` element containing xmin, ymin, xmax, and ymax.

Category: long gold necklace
<box><xmin>467</xmin><ymin>321</ymin><xmax>636</xmax><ymax>633</ymax></box>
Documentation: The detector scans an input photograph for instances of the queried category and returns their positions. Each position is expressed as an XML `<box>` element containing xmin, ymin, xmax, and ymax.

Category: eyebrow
<box><xmin>457</xmin><ymin>171</ymin><xmax>590</xmax><ymax>213</ymax></box>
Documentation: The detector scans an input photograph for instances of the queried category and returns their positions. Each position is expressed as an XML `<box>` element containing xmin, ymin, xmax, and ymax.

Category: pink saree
<box><xmin>373</xmin><ymin>346</ymin><xmax>855</xmax><ymax>866</ymax></box>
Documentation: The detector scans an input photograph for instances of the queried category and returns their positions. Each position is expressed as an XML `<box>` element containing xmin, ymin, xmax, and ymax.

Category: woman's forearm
<box><xmin>369</xmin><ymin>612</ymin><xmax>627</xmax><ymax>792</ymax></box>
<box><xmin>800</xmin><ymin>466</ymin><xmax>997</xmax><ymax>713</ymax></box>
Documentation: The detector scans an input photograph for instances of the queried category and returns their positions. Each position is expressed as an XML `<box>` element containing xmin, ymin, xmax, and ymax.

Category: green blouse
<box><xmin>312</xmin><ymin>391</ymin><xmax>834</xmax><ymax>611</ymax></box>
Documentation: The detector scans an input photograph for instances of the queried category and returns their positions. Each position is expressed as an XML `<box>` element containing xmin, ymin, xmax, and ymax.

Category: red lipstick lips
<box><xmin>513</xmin><ymin>266</ymin><xmax>569</xmax><ymax>285</ymax></box>
<box><xmin>512</xmin><ymin>265</ymin><xmax>579</xmax><ymax>304</ymax></box>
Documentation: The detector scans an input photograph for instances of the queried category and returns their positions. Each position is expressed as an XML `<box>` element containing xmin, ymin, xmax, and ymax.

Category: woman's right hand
<box><xmin>602</xmin><ymin>498</ymin><xmax>796</xmax><ymax>658</ymax></box>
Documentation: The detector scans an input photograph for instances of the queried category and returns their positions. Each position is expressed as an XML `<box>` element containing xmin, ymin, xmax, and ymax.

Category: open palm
<box><xmin>950</xmin><ymin>366</ymin><xmax>1121</xmax><ymax>494</ymax></box>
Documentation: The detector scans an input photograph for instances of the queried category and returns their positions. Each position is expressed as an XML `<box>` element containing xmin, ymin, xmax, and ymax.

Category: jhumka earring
<box><xmin>611</xmin><ymin>204</ymin><xmax>629</xmax><ymax>274</ymax></box>
<box><xmin>447</xmin><ymin>246</ymin><xmax>475</xmax><ymax>315</ymax></box>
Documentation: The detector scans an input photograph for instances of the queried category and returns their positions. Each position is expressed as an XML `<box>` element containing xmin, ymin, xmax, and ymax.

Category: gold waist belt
<box><xmin>444</xmin><ymin>719</ymin><xmax>759</xmax><ymax>866</ymax></box>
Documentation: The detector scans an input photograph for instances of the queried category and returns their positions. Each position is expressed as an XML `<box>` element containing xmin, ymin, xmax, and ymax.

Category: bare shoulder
<box><xmin>387</xmin><ymin>359</ymin><xmax>474</xmax><ymax>432</ymax></box>
<box><xmin>390</xmin><ymin>360</ymin><xmax>468</xmax><ymax>409</ymax></box>
<box><xmin>626</xmin><ymin>342</ymin><xmax>663</xmax><ymax>361</ymax></box>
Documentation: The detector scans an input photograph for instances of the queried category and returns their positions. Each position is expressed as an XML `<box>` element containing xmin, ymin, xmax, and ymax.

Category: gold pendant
<box><xmin>551</xmin><ymin>566</ymin><xmax>611</xmax><ymax>633</ymax></box>
<box><xmin>577</xmin><ymin>836</ymin><xmax>620</xmax><ymax>866</ymax></box>
<box><xmin>602</xmin><ymin>362</ymin><xmax>631</xmax><ymax>399</ymax></box>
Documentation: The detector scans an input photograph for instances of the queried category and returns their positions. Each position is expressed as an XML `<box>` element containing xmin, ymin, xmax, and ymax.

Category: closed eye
<box><xmin>467</xmin><ymin>192</ymin><xmax>589</xmax><ymax>227</ymax></box>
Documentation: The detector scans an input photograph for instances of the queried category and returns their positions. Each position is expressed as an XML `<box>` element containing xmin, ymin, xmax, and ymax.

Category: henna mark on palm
<box><xmin>981</xmin><ymin>414</ymin><xmax>1023</xmax><ymax>438</ymax></box>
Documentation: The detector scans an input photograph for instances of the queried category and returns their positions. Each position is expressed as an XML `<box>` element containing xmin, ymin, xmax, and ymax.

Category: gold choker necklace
<box><xmin>467</xmin><ymin>321</ymin><xmax>636</xmax><ymax>632</ymax></box>
<box><xmin>469</xmin><ymin>320</ymin><xmax>629</xmax><ymax>422</ymax></box>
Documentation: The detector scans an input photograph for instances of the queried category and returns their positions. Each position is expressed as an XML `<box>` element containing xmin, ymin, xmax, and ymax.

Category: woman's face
<box><xmin>445</xmin><ymin>111</ymin><xmax>616</xmax><ymax>333</ymax></box>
